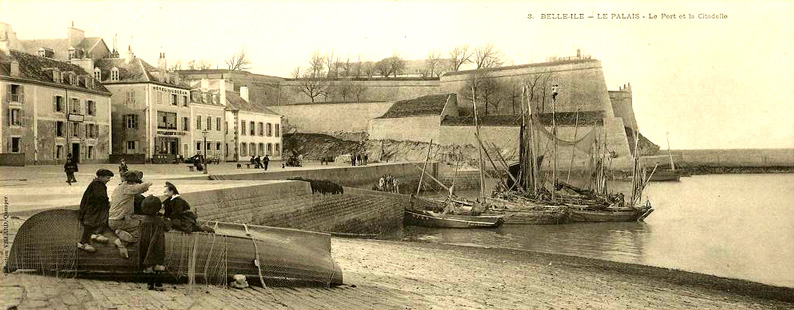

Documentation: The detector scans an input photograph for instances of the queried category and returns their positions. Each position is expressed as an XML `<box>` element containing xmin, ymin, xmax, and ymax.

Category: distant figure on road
<box><xmin>351</xmin><ymin>153</ymin><xmax>357</xmax><ymax>166</ymax></box>
<box><xmin>263</xmin><ymin>155</ymin><xmax>270</xmax><ymax>170</ymax></box>
<box><xmin>76</xmin><ymin>169</ymin><xmax>114</xmax><ymax>253</ymax></box>
<box><xmin>356</xmin><ymin>154</ymin><xmax>362</xmax><ymax>166</ymax></box>
<box><xmin>64</xmin><ymin>154</ymin><xmax>78</xmax><ymax>185</ymax></box>
<box><xmin>250</xmin><ymin>156</ymin><xmax>256</xmax><ymax>168</ymax></box>
<box><xmin>363</xmin><ymin>154</ymin><xmax>368</xmax><ymax>166</ymax></box>
<box><xmin>119</xmin><ymin>158</ymin><xmax>129</xmax><ymax>175</ymax></box>
<box><xmin>255</xmin><ymin>155</ymin><xmax>262</xmax><ymax>168</ymax></box>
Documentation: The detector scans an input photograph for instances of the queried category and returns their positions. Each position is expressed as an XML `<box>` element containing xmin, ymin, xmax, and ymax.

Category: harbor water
<box><xmin>407</xmin><ymin>173</ymin><xmax>794</xmax><ymax>288</ymax></box>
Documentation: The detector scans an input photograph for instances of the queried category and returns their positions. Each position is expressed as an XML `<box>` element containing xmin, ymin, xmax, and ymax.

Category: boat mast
<box><xmin>666</xmin><ymin>132</ymin><xmax>675</xmax><ymax>171</ymax></box>
<box><xmin>566</xmin><ymin>108</ymin><xmax>580</xmax><ymax>183</ymax></box>
<box><xmin>416</xmin><ymin>139</ymin><xmax>434</xmax><ymax>195</ymax></box>
<box><xmin>551</xmin><ymin>84</ymin><xmax>559</xmax><ymax>201</ymax></box>
<box><xmin>471</xmin><ymin>85</ymin><xmax>486</xmax><ymax>201</ymax></box>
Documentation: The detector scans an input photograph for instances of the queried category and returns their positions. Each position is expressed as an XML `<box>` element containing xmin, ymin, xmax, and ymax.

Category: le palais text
<box><xmin>528</xmin><ymin>12</ymin><xmax>728</xmax><ymax>20</ymax></box>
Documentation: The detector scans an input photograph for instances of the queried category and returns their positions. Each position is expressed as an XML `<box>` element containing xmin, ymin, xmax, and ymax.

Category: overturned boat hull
<box><xmin>404</xmin><ymin>209</ymin><xmax>505</xmax><ymax>228</ymax></box>
<box><xmin>5</xmin><ymin>209</ymin><xmax>343</xmax><ymax>287</ymax></box>
<box><xmin>485</xmin><ymin>198</ymin><xmax>570</xmax><ymax>225</ymax></box>
<box><xmin>569</xmin><ymin>206</ymin><xmax>653</xmax><ymax>222</ymax></box>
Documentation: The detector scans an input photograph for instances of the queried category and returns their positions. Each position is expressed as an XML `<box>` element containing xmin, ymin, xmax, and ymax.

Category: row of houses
<box><xmin>0</xmin><ymin>22</ymin><xmax>282</xmax><ymax>165</ymax></box>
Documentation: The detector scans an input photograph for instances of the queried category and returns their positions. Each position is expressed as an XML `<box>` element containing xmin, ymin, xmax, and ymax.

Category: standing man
<box><xmin>76</xmin><ymin>169</ymin><xmax>114</xmax><ymax>252</ymax></box>
<box><xmin>119</xmin><ymin>158</ymin><xmax>129</xmax><ymax>175</ymax></box>
<box><xmin>263</xmin><ymin>155</ymin><xmax>270</xmax><ymax>171</ymax></box>
<box><xmin>64</xmin><ymin>154</ymin><xmax>78</xmax><ymax>185</ymax></box>
<box><xmin>109</xmin><ymin>171</ymin><xmax>152</xmax><ymax>258</ymax></box>
<box><xmin>351</xmin><ymin>153</ymin><xmax>357</xmax><ymax>166</ymax></box>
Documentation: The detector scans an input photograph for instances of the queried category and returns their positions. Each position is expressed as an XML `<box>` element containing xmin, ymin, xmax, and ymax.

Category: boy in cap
<box><xmin>109</xmin><ymin>171</ymin><xmax>152</xmax><ymax>258</ymax></box>
<box><xmin>77</xmin><ymin>169</ymin><xmax>114</xmax><ymax>252</ymax></box>
<box><xmin>138</xmin><ymin>195</ymin><xmax>168</xmax><ymax>290</ymax></box>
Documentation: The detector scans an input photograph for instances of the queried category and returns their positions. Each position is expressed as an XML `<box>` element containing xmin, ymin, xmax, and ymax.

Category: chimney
<box><xmin>158</xmin><ymin>52</ymin><xmax>167</xmax><ymax>70</ymax></box>
<box><xmin>240</xmin><ymin>86</ymin><xmax>249</xmax><ymax>103</ymax></box>
<box><xmin>125</xmin><ymin>46</ymin><xmax>135</xmax><ymax>63</ymax></box>
<box><xmin>66</xmin><ymin>22</ymin><xmax>85</xmax><ymax>48</ymax></box>
<box><xmin>10</xmin><ymin>60</ymin><xmax>19</xmax><ymax>76</ymax></box>
<box><xmin>201</xmin><ymin>78</ymin><xmax>209</xmax><ymax>91</ymax></box>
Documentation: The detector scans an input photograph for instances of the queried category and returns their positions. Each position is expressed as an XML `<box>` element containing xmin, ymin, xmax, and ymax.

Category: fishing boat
<box><xmin>485</xmin><ymin>197</ymin><xmax>570</xmax><ymax>225</ymax></box>
<box><xmin>569</xmin><ymin>202</ymin><xmax>654</xmax><ymax>222</ymax></box>
<box><xmin>404</xmin><ymin>208</ymin><xmax>505</xmax><ymax>229</ymax></box>
<box><xmin>648</xmin><ymin>132</ymin><xmax>682</xmax><ymax>182</ymax></box>
<box><xmin>5</xmin><ymin>209</ymin><xmax>343</xmax><ymax>287</ymax></box>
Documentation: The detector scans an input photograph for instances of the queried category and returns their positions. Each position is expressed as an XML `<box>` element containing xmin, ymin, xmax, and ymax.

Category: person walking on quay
<box><xmin>119</xmin><ymin>158</ymin><xmax>129</xmax><ymax>175</ymax></box>
<box><xmin>255</xmin><ymin>155</ymin><xmax>262</xmax><ymax>169</ymax></box>
<box><xmin>263</xmin><ymin>155</ymin><xmax>270</xmax><ymax>171</ymax></box>
<box><xmin>64</xmin><ymin>154</ymin><xmax>78</xmax><ymax>185</ymax></box>
<box><xmin>250</xmin><ymin>155</ymin><xmax>256</xmax><ymax>168</ymax></box>
<box><xmin>351</xmin><ymin>153</ymin><xmax>357</xmax><ymax>166</ymax></box>
<box><xmin>356</xmin><ymin>154</ymin><xmax>362</xmax><ymax>167</ymax></box>
<box><xmin>109</xmin><ymin>171</ymin><xmax>152</xmax><ymax>258</ymax></box>
<box><xmin>363</xmin><ymin>154</ymin><xmax>368</xmax><ymax>166</ymax></box>
<box><xmin>76</xmin><ymin>169</ymin><xmax>114</xmax><ymax>253</ymax></box>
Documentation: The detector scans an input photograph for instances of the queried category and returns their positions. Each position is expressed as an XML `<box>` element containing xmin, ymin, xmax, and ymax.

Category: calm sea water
<box><xmin>407</xmin><ymin>173</ymin><xmax>794</xmax><ymax>287</ymax></box>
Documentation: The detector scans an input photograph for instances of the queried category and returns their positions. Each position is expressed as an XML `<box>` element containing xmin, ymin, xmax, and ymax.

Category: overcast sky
<box><xmin>2</xmin><ymin>0</ymin><xmax>792</xmax><ymax>150</ymax></box>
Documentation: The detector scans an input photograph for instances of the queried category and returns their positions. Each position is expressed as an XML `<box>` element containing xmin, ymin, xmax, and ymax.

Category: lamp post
<box><xmin>202</xmin><ymin>130</ymin><xmax>209</xmax><ymax>175</ymax></box>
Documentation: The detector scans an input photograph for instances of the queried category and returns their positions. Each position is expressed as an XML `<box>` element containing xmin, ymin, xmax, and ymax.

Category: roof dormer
<box><xmin>110</xmin><ymin>67</ymin><xmax>119</xmax><ymax>81</ymax></box>
<box><xmin>93</xmin><ymin>67</ymin><xmax>101</xmax><ymax>81</ymax></box>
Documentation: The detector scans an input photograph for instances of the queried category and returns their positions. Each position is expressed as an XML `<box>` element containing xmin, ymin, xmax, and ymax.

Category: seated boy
<box><xmin>162</xmin><ymin>182</ymin><xmax>215</xmax><ymax>233</ymax></box>
<box><xmin>138</xmin><ymin>195</ymin><xmax>168</xmax><ymax>290</ymax></box>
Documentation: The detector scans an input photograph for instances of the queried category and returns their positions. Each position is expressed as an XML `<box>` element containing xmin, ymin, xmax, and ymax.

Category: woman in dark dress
<box><xmin>64</xmin><ymin>154</ymin><xmax>78</xmax><ymax>185</ymax></box>
<box><xmin>162</xmin><ymin>182</ymin><xmax>214</xmax><ymax>233</ymax></box>
<box><xmin>138</xmin><ymin>195</ymin><xmax>168</xmax><ymax>290</ymax></box>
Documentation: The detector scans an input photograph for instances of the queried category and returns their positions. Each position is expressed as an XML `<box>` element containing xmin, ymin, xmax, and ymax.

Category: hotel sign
<box><xmin>157</xmin><ymin>130</ymin><xmax>186</xmax><ymax>136</ymax></box>
<box><xmin>67</xmin><ymin>114</ymin><xmax>84</xmax><ymax>122</ymax></box>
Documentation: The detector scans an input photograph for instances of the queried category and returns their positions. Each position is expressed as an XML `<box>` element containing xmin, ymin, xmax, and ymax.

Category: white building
<box><xmin>226</xmin><ymin>86</ymin><xmax>282</xmax><ymax>161</ymax></box>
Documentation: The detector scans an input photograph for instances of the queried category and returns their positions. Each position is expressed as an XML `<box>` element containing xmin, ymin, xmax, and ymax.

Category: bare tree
<box><xmin>352</xmin><ymin>82</ymin><xmax>367</xmax><ymax>102</ymax></box>
<box><xmin>362</xmin><ymin>61</ymin><xmax>375</xmax><ymax>78</ymax></box>
<box><xmin>375</xmin><ymin>55</ymin><xmax>406</xmax><ymax>77</ymax></box>
<box><xmin>524</xmin><ymin>70</ymin><xmax>554</xmax><ymax>113</ymax></box>
<box><xmin>336</xmin><ymin>79</ymin><xmax>355</xmax><ymax>102</ymax></box>
<box><xmin>293</xmin><ymin>65</ymin><xmax>328</xmax><ymax>103</ymax></box>
<box><xmin>225</xmin><ymin>47</ymin><xmax>252</xmax><ymax>71</ymax></box>
<box><xmin>375</xmin><ymin>58</ymin><xmax>391</xmax><ymax>77</ymax></box>
<box><xmin>473</xmin><ymin>44</ymin><xmax>503</xmax><ymax>69</ymax></box>
<box><xmin>425</xmin><ymin>49</ymin><xmax>443</xmax><ymax>77</ymax></box>
<box><xmin>449</xmin><ymin>45</ymin><xmax>472</xmax><ymax>71</ymax></box>
<box><xmin>168</xmin><ymin>60</ymin><xmax>182</xmax><ymax>71</ymax></box>
<box><xmin>309</xmin><ymin>50</ymin><xmax>325</xmax><ymax>76</ymax></box>
<box><xmin>324</xmin><ymin>50</ymin><xmax>337</xmax><ymax>78</ymax></box>
<box><xmin>187</xmin><ymin>59</ymin><xmax>212</xmax><ymax>70</ymax></box>
<box><xmin>462</xmin><ymin>72</ymin><xmax>504</xmax><ymax>115</ymax></box>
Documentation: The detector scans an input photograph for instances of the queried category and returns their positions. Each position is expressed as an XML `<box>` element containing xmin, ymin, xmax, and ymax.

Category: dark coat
<box><xmin>139</xmin><ymin>215</ymin><xmax>169</xmax><ymax>267</ymax></box>
<box><xmin>163</xmin><ymin>196</ymin><xmax>199</xmax><ymax>233</ymax></box>
<box><xmin>78</xmin><ymin>179</ymin><xmax>109</xmax><ymax>227</ymax></box>
<box><xmin>64</xmin><ymin>159</ymin><xmax>78</xmax><ymax>173</ymax></box>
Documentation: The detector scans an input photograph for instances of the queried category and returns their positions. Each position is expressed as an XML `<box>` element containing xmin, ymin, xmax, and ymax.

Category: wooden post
<box><xmin>472</xmin><ymin>85</ymin><xmax>486</xmax><ymax>201</ymax></box>
<box><xmin>416</xmin><ymin>139</ymin><xmax>433</xmax><ymax>195</ymax></box>
<box><xmin>666</xmin><ymin>132</ymin><xmax>675</xmax><ymax>171</ymax></box>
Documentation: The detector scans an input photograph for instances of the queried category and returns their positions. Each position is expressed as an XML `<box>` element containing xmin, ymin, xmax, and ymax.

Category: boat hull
<box><xmin>5</xmin><ymin>209</ymin><xmax>343</xmax><ymax>287</ymax></box>
<box><xmin>569</xmin><ymin>206</ymin><xmax>652</xmax><ymax>222</ymax></box>
<box><xmin>404</xmin><ymin>209</ymin><xmax>504</xmax><ymax>228</ymax></box>
<box><xmin>649</xmin><ymin>169</ymin><xmax>681</xmax><ymax>182</ymax></box>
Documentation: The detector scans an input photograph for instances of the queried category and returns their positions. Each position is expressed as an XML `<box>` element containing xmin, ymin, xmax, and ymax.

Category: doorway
<box><xmin>71</xmin><ymin>143</ymin><xmax>80</xmax><ymax>163</ymax></box>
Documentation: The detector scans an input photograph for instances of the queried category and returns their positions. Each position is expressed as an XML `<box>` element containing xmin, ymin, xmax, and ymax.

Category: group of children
<box><xmin>77</xmin><ymin>168</ymin><xmax>214</xmax><ymax>290</ymax></box>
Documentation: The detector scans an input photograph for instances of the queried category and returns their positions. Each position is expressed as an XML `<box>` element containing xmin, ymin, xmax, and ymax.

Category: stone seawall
<box><xmin>195</xmin><ymin>162</ymin><xmax>437</xmax><ymax>190</ymax></box>
<box><xmin>643</xmin><ymin>149</ymin><xmax>794</xmax><ymax>168</ymax></box>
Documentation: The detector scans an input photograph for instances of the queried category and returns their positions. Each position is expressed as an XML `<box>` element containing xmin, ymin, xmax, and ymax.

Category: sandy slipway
<box><xmin>1</xmin><ymin>238</ymin><xmax>792</xmax><ymax>310</ymax></box>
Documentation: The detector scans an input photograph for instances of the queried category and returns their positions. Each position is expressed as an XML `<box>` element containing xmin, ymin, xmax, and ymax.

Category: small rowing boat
<box><xmin>404</xmin><ymin>209</ymin><xmax>505</xmax><ymax>229</ymax></box>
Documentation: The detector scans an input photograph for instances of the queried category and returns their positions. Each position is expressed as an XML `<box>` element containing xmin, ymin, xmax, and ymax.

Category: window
<box><xmin>10</xmin><ymin>137</ymin><xmax>21</xmax><ymax>153</ymax></box>
<box><xmin>250</xmin><ymin>143</ymin><xmax>256</xmax><ymax>156</ymax></box>
<box><xmin>9</xmin><ymin>108</ymin><xmax>23</xmax><ymax>126</ymax></box>
<box><xmin>110</xmin><ymin>68</ymin><xmax>119</xmax><ymax>81</ymax></box>
<box><xmin>157</xmin><ymin>111</ymin><xmax>177</xmax><ymax>129</ymax></box>
<box><xmin>68</xmin><ymin>48</ymin><xmax>76</xmax><ymax>60</ymax></box>
<box><xmin>56</xmin><ymin>121</ymin><xmax>65</xmax><ymax>137</ymax></box>
<box><xmin>55</xmin><ymin>145</ymin><xmax>63</xmax><ymax>159</ymax></box>
<box><xmin>240</xmin><ymin>121</ymin><xmax>246</xmax><ymax>136</ymax></box>
<box><xmin>86</xmin><ymin>100</ymin><xmax>96</xmax><ymax>116</ymax></box>
<box><xmin>126</xmin><ymin>141</ymin><xmax>137</xmax><ymax>154</ymax></box>
<box><xmin>86</xmin><ymin>124</ymin><xmax>98</xmax><ymax>139</ymax></box>
<box><xmin>126</xmin><ymin>91</ymin><xmax>135</xmax><ymax>105</ymax></box>
<box><xmin>249</xmin><ymin>121</ymin><xmax>255</xmax><ymax>136</ymax></box>
<box><xmin>70</xmin><ymin>98</ymin><xmax>81</xmax><ymax>114</ymax></box>
<box><xmin>9</xmin><ymin>84</ymin><xmax>24</xmax><ymax>103</ymax></box>
<box><xmin>240</xmin><ymin>143</ymin><xmax>247</xmax><ymax>156</ymax></box>
<box><xmin>157</xmin><ymin>91</ymin><xmax>164</xmax><ymax>105</ymax></box>
<box><xmin>182</xmin><ymin>117</ymin><xmax>189</xmax><ymax>131</ymax></box>
<box><xmin>266</xmin><ymin>123</ymin><xmax>272</xmax><ymax>136</ymax></box>
<box><xmin>93</xmin><ymin>68</ymin><xmax>101</xmax><ymax>80</ymax></box>
<box><xmin>196</xmin><ymin>115</ymin><xmax>202</xmax><ymax>130</ymax></box>
<box><xmin>216</xmin><ymin>142</ymin><xmax>221</xmax><ymax>151</ymax></box>
<box><xmin>54</xmin><ymin>96</ymin><xmax>64</xmax><ymax>112</ymax></box>
<box><xmin>71</xmin><ymin>122</ymin><xmax>80</xmax><ymax>137</ymax></box>
<box><xmin>259</xmin><ymin>143</ymin><xmax>264</xmax><ymax>156</ymax></box>
<box><xmin>124</xmin><ymin>114</ymin><xmax>138</xmax><ymax>129</ymax></box>
<box><xmin>196</xmin><ymin>142</ymin><xmax>201</xmax><ymax>151</ymax></box>
<box><xmin>216</xmin><ymin>117</ymin><xmax>221</xmax><ymax>131</ymax></box>
<box><xmin>258</xmin><ymin>122</ymin><xmax>264</xmax><ymax>136</ymax></box>
<box><xmin>206</xmin><ymin>116</ymin><xmax>212</xmax><ymax>131</ymax></box>
<box><xmin>275</xmin><ymin>124</ymin><xmax>280</xmax><ymax>137</ymax></box>
<box><xmin>87</xmin><ymin>146</ymin><xmax>94</xmax><ymax>159</ymax></box>
<box><xmin>275</xmin><ymin>143</ymin><xmax>280</xmax><ymax>156</ymax></box>
<box><xmin>171</xmin><ymin>94</ymin><xmax>178</xmax><ymax>106</ymax></box>
<box><xmin>225</xmin><ymin>122</ymin><xmax>228</xmax><ymax>134</ymax></box>
<box><xmin>267</xmin><ymin>143</ymin><xmax>272</xmax><ymax>155</ymax></box>
<box><xmin>183</xmin><ymin>95</ymin><xmax>189</xmax><ymax>107</ymax></box>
